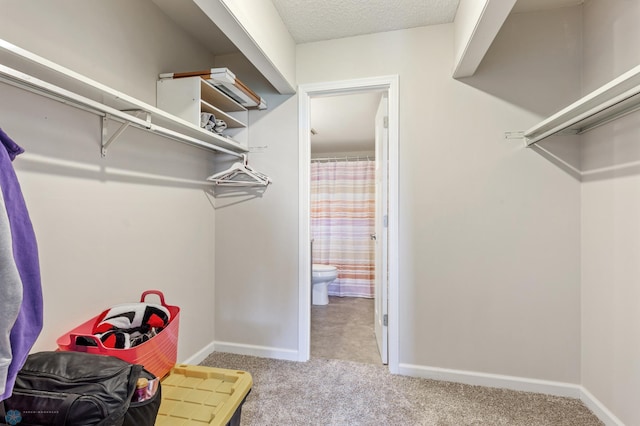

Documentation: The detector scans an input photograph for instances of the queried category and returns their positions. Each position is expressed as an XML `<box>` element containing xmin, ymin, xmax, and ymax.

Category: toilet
<box><xmin>311</xmin><ymin>264</ymin><xmax>338</xmax><ymax>305</ymax></box>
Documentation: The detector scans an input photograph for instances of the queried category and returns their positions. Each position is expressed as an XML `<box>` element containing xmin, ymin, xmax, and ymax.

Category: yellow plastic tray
<box><xmin>155</xmin><ymin>364</ymin><xmax>252</xmax><ymax>426</ymax></box>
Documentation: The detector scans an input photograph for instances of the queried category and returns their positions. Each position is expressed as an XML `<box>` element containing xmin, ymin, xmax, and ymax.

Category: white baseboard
<box><xmin>398</xmin><ymin>363</ymin><xmax>627</xmax><ymax>425</ymax></box>
<box><xmin>213</xmin><ymin>341</ymin><xmax>299</xmax><ymax>361</ymax></box>
<box><xmin>178</xmin><ymin>340</ymin><xmax>299</xmax><ymax>366</ymax></box>
<box><xmin>397</xmin><ymin>363</ymin><xmax>581</xmax><ymax>398</ymax></box>
<box><xmin>179</xmin><ymin>340</ymin><xmax>217</xmax><ymax>365</ymax></box>
<box><xmin>580</xmin><ymin>387</ymin><xmax>625</xmax><ymax>426</ymax></box>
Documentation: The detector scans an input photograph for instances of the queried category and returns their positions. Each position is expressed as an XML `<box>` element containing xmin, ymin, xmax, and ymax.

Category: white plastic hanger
<box><xmin>207</xmin><ymin>154</ymin><xmax>272</xmax><ymax>186</ymax></box>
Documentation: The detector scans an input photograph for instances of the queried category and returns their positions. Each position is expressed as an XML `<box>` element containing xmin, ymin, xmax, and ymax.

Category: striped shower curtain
<box><xmin>311</xmin><ymin>159</ymin><xmax>375</xmax><ymax>298</ymax></box>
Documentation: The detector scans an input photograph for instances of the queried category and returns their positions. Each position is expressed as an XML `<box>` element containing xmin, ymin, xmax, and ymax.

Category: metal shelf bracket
<box><xmin>101</xmin><ymin>110</ymin><xmax>150</xmax><ymax>157</ymax></box>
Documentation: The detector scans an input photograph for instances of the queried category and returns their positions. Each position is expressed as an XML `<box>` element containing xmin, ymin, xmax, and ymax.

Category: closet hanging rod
<box><xmin>0</xmin><ymin>63</ymin><xmax>243</xmax><ymax>159</ymax></box>
<box><xmin>523</xmin><ymin>62</ymin><xmax>640</xmax><ymax>146</ymax></box>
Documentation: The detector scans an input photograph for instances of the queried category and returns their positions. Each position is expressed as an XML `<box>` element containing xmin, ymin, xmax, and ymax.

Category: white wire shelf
<box><xmin>0</xmin><ymin>38</ymin><xmax>248</xmax><ymax>158</ymax></box>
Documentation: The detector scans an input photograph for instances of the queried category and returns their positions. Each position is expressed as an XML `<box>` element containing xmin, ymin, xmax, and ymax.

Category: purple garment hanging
<box><xmin>0</xmin><ymin>128</ymin><xmax>43</xmax><ymax>401</ymax></box>
<box><xmin>0</xmin><ymin>176</ymin><xmax>23</xmax><ymax>398</ymax></box>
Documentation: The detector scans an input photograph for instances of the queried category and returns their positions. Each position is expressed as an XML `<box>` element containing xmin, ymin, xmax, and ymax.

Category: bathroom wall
<box><xmin>0</xmin><ymin>0</ymin><xmax>221</xmax><ymax>361</ymax></box>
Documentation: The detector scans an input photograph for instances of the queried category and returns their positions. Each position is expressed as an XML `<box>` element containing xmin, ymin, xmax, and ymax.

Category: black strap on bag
<box><xmin>53</xmin><ymin>394</ymin><xmax>80</xmax><ymax>425</ymax></box>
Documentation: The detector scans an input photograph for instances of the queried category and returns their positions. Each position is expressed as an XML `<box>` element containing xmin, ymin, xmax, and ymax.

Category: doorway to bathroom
<box><xmin>310</xmin><ymin>91</ymin><xmax>380</xmax><ymax>364</ymax></box>
<box><xmin>298</xmin><ymin>76</ymin><xmax>399</xmax><ymax>373</ymax></box>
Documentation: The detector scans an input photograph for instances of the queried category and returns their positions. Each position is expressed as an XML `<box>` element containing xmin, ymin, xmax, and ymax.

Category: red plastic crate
<box><xmin>56</xmin><ymin>290</ymin><xmax>179</xmax><ymax>379</ymax></box>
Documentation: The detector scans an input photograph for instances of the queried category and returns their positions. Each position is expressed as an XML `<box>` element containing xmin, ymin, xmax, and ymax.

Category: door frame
<box><xmin>374</xmin><ymin>93</ymin><xmax>389</xmax><ymax>364</ymax></box>
<box><xmin>297</xmin><ymin>75</ymin><xmax>400</xmax><ymax>373</ymax></box>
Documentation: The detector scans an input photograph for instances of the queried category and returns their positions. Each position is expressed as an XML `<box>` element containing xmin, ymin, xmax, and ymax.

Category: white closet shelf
<box><xmin>0</xmin><ymin>38</ymin><xmax>248</xmax><ymax>156</ymax></box>
<box><xmin>200</xmin><ymin>99</ymin><xmax>246</xmax><ymax>128</ymax></box>
<box><xmin>524</xmin><ymin>63</ymin><xmax>640</xmax><ymax>146</ymax></box>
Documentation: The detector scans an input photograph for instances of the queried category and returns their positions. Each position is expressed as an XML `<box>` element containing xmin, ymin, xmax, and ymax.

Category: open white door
<box><xmin>299</xmin><ymin>75</ymin><xmax>398</xmax><ymax>370</ymax></box>
<box><xmin>374</xmin><ymin>94</ymin><xmax>389</xmax><ymax>364</ymax></box>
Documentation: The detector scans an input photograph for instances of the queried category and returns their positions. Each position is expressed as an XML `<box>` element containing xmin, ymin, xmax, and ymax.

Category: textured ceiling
<box><xmin>272</xmin><ymin>0</ymin><xmax>585</xmax><ymax>45</ymax></box>
<box><xmin>271</xmin><ymin>0</ymin><xmax>460</xmax><ymax>44</ymax></box>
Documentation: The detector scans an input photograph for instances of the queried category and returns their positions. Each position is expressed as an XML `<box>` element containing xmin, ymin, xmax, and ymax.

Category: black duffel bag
<box><xmin>1</xmin><ymin>351</ymin><xmax>159</xmax><ymax>426</ymax></box>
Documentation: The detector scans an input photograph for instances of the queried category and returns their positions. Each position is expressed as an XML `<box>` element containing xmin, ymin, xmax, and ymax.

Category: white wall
<box><xmin>210</xmin><ymin>11</ymin><xmax>585</xmax><ymax>385</ymax></box>
<box><xmin>0</xmin><ymin>0</ymin><xmax>218</xmax><ymax>105</ymax></box>
<box><xmin>211</xmin><ymin>94</ymin><xmax>299</xmax><ymax>356</ymax></box>
<box><xmin>208</xmin><ymin>53</ymin><xmax>300</xmax><ymax>357</ymax></box>
<box><xmin>295</xmin><ymin>9</ymin><xmax>582</xmax><ymax>383</ymax></box>
<box><xmin>0</xmin><ymin>0</ymin><xmax>221</xmax><ymax>362</ymax></box>
<box><xmin>580</xmin><ymin>1</ymin><xmax>640</xmax><ymax>425</ymax></box>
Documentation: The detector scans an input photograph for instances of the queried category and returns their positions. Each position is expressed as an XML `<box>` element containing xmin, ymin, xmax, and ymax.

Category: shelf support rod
<box><xmin>102</xmin><ymin>115</ymin><xmax>128</xmax><ymax>157</ymax></box>
<box><xmin>101</xmin><ymin>110</ymin><xmax>149</xmax><ymax>157</ymax></box>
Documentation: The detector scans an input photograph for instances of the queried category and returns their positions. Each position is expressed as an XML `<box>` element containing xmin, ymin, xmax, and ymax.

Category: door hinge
<box><xmin>383</xmin><ymin>116</ymin><xmax>389</xmax><ymax>129</ymax></box>
<box><xmin>383</xmin><ymin>215</ymin><xmax>388</xmax><ymax>228</ymax></box>
<box><xmin>383</xmin><ymin>314</ymin><xmax>388</xmax><ymax>326</ymax></box>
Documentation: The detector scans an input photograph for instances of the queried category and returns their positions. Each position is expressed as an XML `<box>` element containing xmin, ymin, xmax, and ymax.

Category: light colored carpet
<box><xmin>200</xmin><ymin>352</ymin><xmax>603</xmax><ymax>426</ymax></box>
